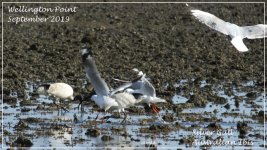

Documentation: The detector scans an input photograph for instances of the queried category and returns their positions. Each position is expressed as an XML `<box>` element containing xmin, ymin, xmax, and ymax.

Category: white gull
<box><xmin>80</xmin><ymin>48</ymin><xmax>141</xmax><ymax>124</ymax></box>
<box><xmin>191</xmin><ymin>9</ymin><xmax>267</xmax><ymax>52</ymax></box>
<box><xmin>114</xmin><ymin>68</ymin><xmax>166</xmax><ymax>114</ymax></box>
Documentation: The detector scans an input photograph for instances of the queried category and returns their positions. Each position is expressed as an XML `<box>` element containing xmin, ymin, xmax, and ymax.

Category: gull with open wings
<box><xmin>190</xmin><ymin>8</ymin><xmax>266</xmax><ymax>52</ymax></box>
<box><xmin>124</xmin><ymin>68</ymin><xmax>166</xmax><ymax>114</ymax></box>
<box><xmin>79</xmin><ymin>48</ymin><xmax>141</xmax><ymax>124</ymax></box>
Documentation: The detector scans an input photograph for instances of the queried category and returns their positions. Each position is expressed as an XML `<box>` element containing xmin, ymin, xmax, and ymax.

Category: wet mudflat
<box><xmin>2</xmin><ymin>80</ymin><xmax>265</xmax><ymax>149</ymax></box>
<box><xmin>2</xmin><ymin>2</ymin><xmax>265</xmax><ymax>149</ymax></box>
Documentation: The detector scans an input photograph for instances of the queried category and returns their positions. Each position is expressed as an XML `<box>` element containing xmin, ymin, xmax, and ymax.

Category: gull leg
<box><xmin>101</xmin><ymin>111</ymin><xmax>107</xmax><ymax>124</ymax></box>
<box><xmin>150</xmin><ymin>103</ymin><xmax>160</xmax><ymax>114</ymax></box>
<box><xmin>94</xmin><ymin>110</ymin><xmax>106</xmax><ymax>123</ymax></box>
<box><xmin>100</xmin><ymin>115</ymin><xmax>112</xmax><ymax>123</ymax></box>
<box><xmin>150</xmin><ymin>103</ymin><xmax>166</xmax><ymax>124</ymax></box>
<box><xmin>105</xmin><ymin>112</ymin><xmax>115</xmax><ymax>122</ymax></box>
<box><xmin>157</xmin><ymin>113</ymin><xmax>166</xmax><ymax>124</ymax></box>
<box><xmin>95</xmin><ymin>110</ymin><xmax>100</xmax><ymax>120</ymax></box>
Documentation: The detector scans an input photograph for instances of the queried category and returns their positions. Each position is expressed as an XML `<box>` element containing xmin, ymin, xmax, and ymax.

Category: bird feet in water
<box><xmin>73</xmin><ymin>113</ymin><xmax>79</xmax><ymax>123</ymax></box>
<box><xmin>73</xmin><ymin>95</ymin><xmax>85</xmax><ymax>112</ymax></box>
<box><xmin>120</xmin><ymin>115</ymin><xmax>126</xmax><ymax>125</ymax></box>
<box><xmin>150</xmin><ymin>103</ymin><xmax>160</xmax><ymax>114</ymax></box>
<box><xmin>145</xmin><ymin>103</ymin><xmax>166</xmax><ymax>124</ymax></box>
<box><xmin>100</xmin><ymin>114</ymin><xmax>122</xmax><ymax>124</ymax></box>
<box><xmin>156</xmin><ymin>114</ymin><xmax>167</xmax><ymax>124</ymax></box>
<box><xmin>94</xmin><ymin>110</ymin><xmax>107</xmax><ymax>124</ymax></box>
<box><xmin>60</xmin><ymin>106</ymin><xmax>69</xmax><ymax>112</ymax></box>
<box><xmin>100</xmin><ymin>115</ymin><xmax>109</xmax><ymax>124</ymax></box>
<box><xmin>120</xmin><ymin>112</ymin><xmax>128</xmax><ymax>125</ymax></box>
<box><xmin>74</xmin><ymin>105</ymin><xmax>86</xmax><ymax>113</ymax></box>
<box><xmin>55</xmin><ymin>103</ymin><xmax>69</xmax><ymax>112</ymax></box>
<box><xmin>78</xmin><ymin>105</ymin><xmax>83</xmax><ymax>112</ymax></box>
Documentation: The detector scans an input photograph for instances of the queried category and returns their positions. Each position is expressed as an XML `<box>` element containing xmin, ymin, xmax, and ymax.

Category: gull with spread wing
<box><xmin>79</xmin><ymin>48</ymin><xmax>141</xmax><ymax>124</ymax></box>
<box><xmin>114</xmin><ymin>68</ymin><xmax>166</xmax><ymax>114</ymax></box>
<box><xmin>190</xmin><ymin>8</ymin><xmax>266</xmax><ymax>52</ymax></box>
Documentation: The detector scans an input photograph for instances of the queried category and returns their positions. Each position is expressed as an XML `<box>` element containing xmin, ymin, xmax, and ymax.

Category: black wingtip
<box><xmin>185</xmin><ymin>3</ymin><xmax>195</xmax><ymax>12</ymax></box>
<box><xmin>131</xmin><ymin>74</ymin><xmax>143</xmax><ymax>83</ymax></box>
<box><xmin>81</xmin><ymin>47</ymin><xmax>93</xmax><ymax>62</ymax></box>
<box><xmin>38</xmin><ymin>84</ymin><xmax>50</xmax><ymax>90</ymax></box>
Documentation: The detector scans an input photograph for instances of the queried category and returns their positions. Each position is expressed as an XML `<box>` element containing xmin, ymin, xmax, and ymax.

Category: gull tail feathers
<box><xmin>153</xmin><ymin>97</ymin><xmax>167</xmax><ymax>103</ymax></box>
<box><xmin>231</xmin><ymin>37</ymin><xmax>249</xmax><ymax>52</ymax></box>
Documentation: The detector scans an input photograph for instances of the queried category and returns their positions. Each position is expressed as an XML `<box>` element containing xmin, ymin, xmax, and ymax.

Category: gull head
<box><xmin>81</xmin><ymin>47</ymin><xmax>93</xmax><ymax>62</ymax></box>
<box><xmin>81</xmin><ymin>47</ymin><xmax>92</xmax><ymax>55</ymax></box>
<box><xmin>132</xmin><ymin>68</ymin><xmax>144</xmax><ymax>76</ymax></box>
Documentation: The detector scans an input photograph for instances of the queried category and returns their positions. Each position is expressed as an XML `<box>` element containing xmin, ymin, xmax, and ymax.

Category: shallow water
<box><xmin>2</xmin><ymin>80</ymin><xmax>265</xmax><ymax>149</ymax></box>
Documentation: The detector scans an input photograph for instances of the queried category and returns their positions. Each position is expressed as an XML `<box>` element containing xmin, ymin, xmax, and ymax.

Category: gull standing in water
<box><xmin>190</xmin><ymin>8</ymin><xmax>267</xmax><ymax>52</ymax></box>
<box><xmin>80</xmin><ymin>48</ymin><xmax>141</xmax><ymax>124</ymax></box>
<box><xmin>124</xmin><ymin>68</ymin><xmax>166</xmax><ymax>113</ymax></box>
<box><xmin>113</xmin><ymin>68</ymin><xmax>166</xmax><ymax>114</ymax></box>
<box><xmin>114</xmin><ymin>68</ymin><xmax>167</xmax><ymax>123</ymax></box>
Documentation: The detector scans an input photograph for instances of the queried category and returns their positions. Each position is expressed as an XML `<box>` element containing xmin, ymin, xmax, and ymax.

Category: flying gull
<box><xmin>190</xmin><ymin>8</ymin><xmax>266</xmax><ymax>52</ymax></box>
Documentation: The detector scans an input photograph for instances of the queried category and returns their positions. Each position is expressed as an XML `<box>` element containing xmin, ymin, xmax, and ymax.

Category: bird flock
<box><xmin>36</xmin><ymin>5</ymin><xmax>266</xmax><ymax>124</ymax></box>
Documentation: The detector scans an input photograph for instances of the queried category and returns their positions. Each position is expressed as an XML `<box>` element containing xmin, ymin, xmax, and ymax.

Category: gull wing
<box><xmin>81</xmin><ymin>48</ymin><xmax>110</xmax><ymax>96</ymax></box>
<box><xmin>110</xmin><ymin>82</ymin><xmax>133</xmax><ymax>96</ymax></box>
<box><xmin>241</xmin><ymin>24</ymin><xmax>267</xmax><ymax>39</ymax></box>
<box><xmin>110</xmin><ymin>75</ymin><xmax>143</xmax><ymax>95</ymax></box>
<box><xmin>124</xmin><ymin>74</ymin><xmax>156</xmax><ymax>97</ymax></box>
<box><xmin>139</xmin><ymin>75</ymin><xmax>156</xmax><ymax>97</ymax></box>
<box><xmin>191</xmin><ymin>9</ymin><xmax>232</xmax><ymax>35</ymax></box>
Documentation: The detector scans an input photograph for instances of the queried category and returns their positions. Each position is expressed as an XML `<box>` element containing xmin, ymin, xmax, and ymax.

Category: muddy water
<box><xmin>2</xmin><ymin>80</ymin><xmax>265</xmax><ymax>149</ymax></box>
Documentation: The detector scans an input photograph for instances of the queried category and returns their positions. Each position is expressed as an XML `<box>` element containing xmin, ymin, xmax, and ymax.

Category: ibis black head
<box><xmin>38</xmin><ymin>84</ymin><xmax>51</xmax><ymax>90</ymax></box>
<box><xmin>36</xmin><ymin>84</ymin><xmax>51</xmax><ymax>94</ymax></box>
<box><xmin>73</xmin><ymin>95</ymin><xmax>84</xmax><ymax>101</ymax></box>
